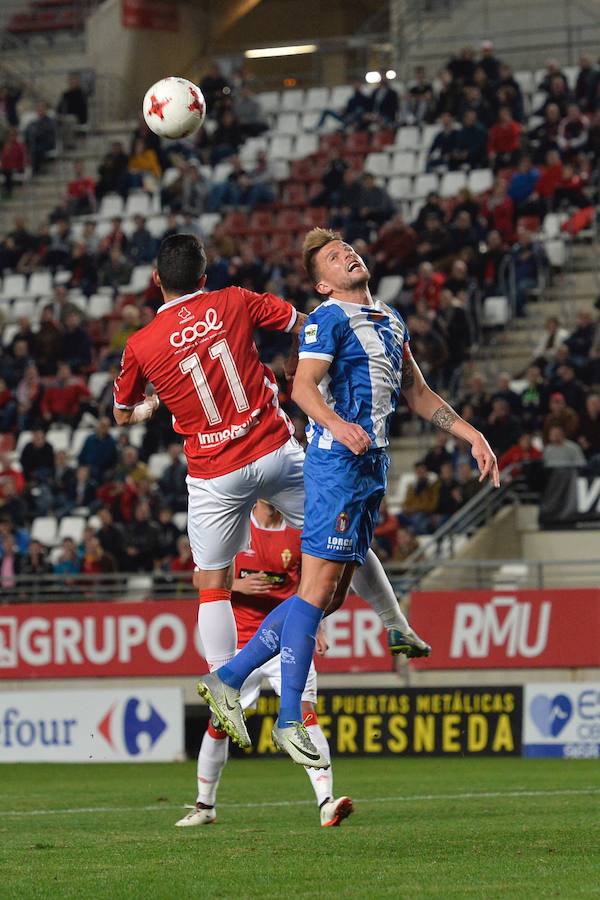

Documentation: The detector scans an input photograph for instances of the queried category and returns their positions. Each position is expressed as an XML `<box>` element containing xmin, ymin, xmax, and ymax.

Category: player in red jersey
<box><xmin>114</xmin><ymin>235</ymin><xmax>430</xmax><ymax>749</ymax></box>
<box><xmin>175</xmin><ymin>501</ymin><xmax>353</xmax><ymax>829</ymax></box>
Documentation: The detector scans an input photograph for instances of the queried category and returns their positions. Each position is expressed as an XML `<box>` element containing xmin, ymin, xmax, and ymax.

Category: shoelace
<box><xmin>289</xmin><ymin>722</ymin><xmax>315</xmax><ymax>751</ymax></box>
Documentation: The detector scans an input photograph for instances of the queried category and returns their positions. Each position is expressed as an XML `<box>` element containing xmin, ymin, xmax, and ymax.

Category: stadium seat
<box><xmin>514</xmin><ymin>70</ymin><xmax>535</xmax><ymax>94</ymax></box>
<box><xmin>28</xmin><ymin>270</ymin><xmax>53</xmax><ymax>296</ymax></box>
<box><xmin>256</xmin><ymin>91</ymin><xmax>280</xmax><ymax>116</ymax></box>
<box><xmin>71</xmin><ymin>427</ymin><xmax>93</xmax><ymax>458</ymax></box>
<box><xmin>301</xmin><ymin>111</ymin><xmax>320</xmax><ymax>131</ymax></box>
<box><xmin>11</xmin><ymin>298</ymin><xmax>36</xmax><ymax>321</ymax></box>
<box><xmin>563</xmin><ymin>66</ymin><xmax>578</xmax><ymax>88</ymax></box>
<box><xmin>305</xmin><ymin>87</ymin><xmax>330</xmax><ymax>111</ymax></box>
<box><xmin>387</xmin><ymin>175</ymin><xmax>412</xmax><ymax>201</ymax></box>
<box><xmin>413</xmin><ymin>173</ymin><xmax>439</xmax><ymax>198</ymax></box>
<box><xmin>126</xmin><ymin>575</ymin><xmax>154</xmax><ymax>600</ymax></box>
<box><xmin>147</xmin><ymin>215</ymin><xmax>167</xmax><ymax>238</ymax></box>
<box><xmin>422</xmin><ymin>124</ymin><xmax>442</xmax><ymax>147</ymax></box>
<box><xmin>223</xmin><ymin>210</ymin><xmax>249</xmax><ymax>236</ymax></box>
<box><xmin>531</xmin><ymin>91</ymin><xmax>546</xmax><ymax>112</ymax></box>
<box><xmin>364</xmin><ymin>152</ymin><xmax>390</xmax><ymax>177</ymax></box>
<box><xmin>269</xmin><ymin>135</ymin><xmax>293</xmax><ymax>160</ymax></box>
<box><xmin>31</xmin><ymin>516</ymin><xmax>58</xmax><ymax>547</ymax></box>
<box><xmin>277</xmin><ymin>209</ymin><xmax>303</xmax><ymax>231</ymax></box>
<box><xmin>280</xmin><ymin>183</ymin><xmax>308</xmax><ymax>208</ymax></box>
<box><xmin>304</xmin><ymin>207</ymin><xmax>328</xmax><ymax>228</ymax></box>
<box><xmin>345</xmin><ymin>132</ymin><xmax>370</xmax><ymax>154</ymax></box>
<box><xmin>395</xmin><ymin>126</ymin><xmax>421</xmax><ymax>151</ymax></box>
<box><xmin>370</xmin><ymin>130</ymin><xmax>395</xmax><ymax>152</ymax></box>
<box><xmin>293</xmin><ymin>134</ymin><xmax>319</xmax><ymax>159</ymax></box>
<box><xmin>546</xmin><ymin>239</ymin><xmax>567</xmax><ymax>267</ymax></box>
<box><xmin>124</xmin><ymin>192</ymin><xmax>151</xmax><ymax>217</ymax></box>
<box><xmin>47</xmin><ymin>427</ymin><xmax>72</xmax><ymax>454</ymax></box>
<box><xmin>440</xmin><ymin>171</ymin><xmax>467</xmax><ymax>197</ymax></box>
<box><xmin>122</xmin><ymin>264</ymin><xmax>153</xmax><ymax>294</ymax></box>
<box><xmin>199</xmin><ymin>213</ymin><xmax>221</xmax><ymax>236</ymax></box>
<box><xmin>390</xmin><ymin>151</ymin><xmax>418</xmax><ymax>176</ymax></box>
<box><xmin>377</xmin><ymin>275</ymin><xmax>403</xmax><ymax>305</ymax></box>
<box><xmin>272</xmin><ymin>159</ymin><xmax>290</xmax><ymax>181</ymax></box>
<box><xmin>542</xmin><ymin>213</ymin><xmax>563</xmax><ymax>239</ymax></box>
<box><xmin>213</xmin><ymin>161</ymin><xmax>234</xmax><ymax>182</ymax></box>
<box><xmin>98</xmin><ymin>194</ymin><xmax>124</xmax><ymax>219</ymax></box>
<box><xmin>277</xmin><ymin>112</ymin><xmax>300</xmax><ymax>135</ymax></box>
<box><xmin>87</xmin><ymin>372</ymin><xmax>109</xmax><ymax>400</ymax></box>
<box><xmin>127</xmin><ymin>424</ymin><xmax>146</xmax><ymax>448</ymax></box>
<box><xmin>173</xmin><ymin>512</ymin><xmax>188</xmax><ymax>531</ymax></box>
<box><xmin>468</xmin><ymin>168</ymin><xmax>494</xmax><ymax>194</ymax></box>
<box><xmin>88</xmin><ymin>294</ymin><xmax>114</xmax><ymax>318</ymax></box>
<box><xmin>57</xmin><ymin>516</ymin><xmax>86</xmax><ymax>543</ymax></box>
<box><xmin>482</xmin><ymin>295</ymin><xmax>510</xmax><ymax>327</ymax></box>
<box><xmin>148</xmin><ymin>452</ymin><xmax>171</xmax><ymax>479</ymax></box>
<box><xmin>249</xmin><ymin>210</ymin><xmax>273</xmax><ymax>234</ymax></box>
<box><xmin>15</xmin><ymin>429</ymin><xmax>32</xmax><ymax>455</ymax></box>
<box><xmin>280</xmin><ymin>89</ymin><xmax>304</xmax><ymax>112</ymax></box>
<box><xmin>329</xmin><ymin>85</ymin><xmax>354</xmax><ymax>109</ymax></box>
<box><xmin>1</xmin><ymin>273</ymin><xmax>27</xmax><ymax>299</ymax></box>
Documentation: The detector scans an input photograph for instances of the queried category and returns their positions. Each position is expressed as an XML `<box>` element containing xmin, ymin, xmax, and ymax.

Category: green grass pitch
<box><xmin>1</xmin><ymin>758</ymin><xmax>599</xmax><ymax>899</ymax></box>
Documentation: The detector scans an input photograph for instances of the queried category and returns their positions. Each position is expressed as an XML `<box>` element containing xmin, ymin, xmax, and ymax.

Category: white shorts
<box><xmin>238</xmin><ymin>652</ymin><xmax>318</xmax><ymax>710</ymax></box>
<box><xmin>187</xmin><ymin>437</ymin><xmax>305</xmax><ymax>570</ymax></box>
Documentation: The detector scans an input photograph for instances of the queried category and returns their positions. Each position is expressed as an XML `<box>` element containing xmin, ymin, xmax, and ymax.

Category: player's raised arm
<box><xmin>400</xmin><ymin>342</ymin><xmax>499</xmax><ymax>487</ymax></box>
<box><xmin>292</xmin><ymin>357</ymin><xmax>371</xmax><ymax>456</ymax></box>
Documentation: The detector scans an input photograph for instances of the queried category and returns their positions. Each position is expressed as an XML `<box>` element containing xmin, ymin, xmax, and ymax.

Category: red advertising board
<box><xmin>409</xmin><ymin>589</ymin><xmax>600</xmax><ymax>669</ymax></box>
<box><xmin>122</xmin><ymin>0</ymin><xmax>179</xmax><ymax>31</ymax></box>
<box><xmin>0</xmin><ymin>596</ymin><xmax>391</xmax><ymax>680</ymax></box>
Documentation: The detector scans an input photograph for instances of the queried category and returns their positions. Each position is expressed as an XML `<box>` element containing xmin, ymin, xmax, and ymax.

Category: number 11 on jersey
<box><xmin>180</xmin><ymin>339</ymin><xmax>250</xmax><ymax>426</ymax></box>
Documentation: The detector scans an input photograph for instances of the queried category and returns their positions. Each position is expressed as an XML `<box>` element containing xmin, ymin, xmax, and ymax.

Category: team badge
<box><xmin>304</xmin><ymin>323</ymin><xmax>318</xmax><ymax>344</ymax></box>
<box><xmin>281</xmin><ymin>548</ymin><xmax>292</xmax><ymax>568</ymax></box>
<box><xmin>335</xmin><ymin>512</ymin><xmax>349</xmax><ymax>533</ymax></box>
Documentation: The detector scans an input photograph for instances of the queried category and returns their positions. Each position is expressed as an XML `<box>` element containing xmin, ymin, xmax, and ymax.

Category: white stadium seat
<box><xmin>514</xmin><ymin>70</ymin><xmax>534</xmax><ymax>94</ymax></box>
<box><xmin>364</xmin><ymin>152</ymin><xmax>390</xmax><ymax>177</ymax></box>
<box><xmin>440</xmin><ymin>171</ymin><xmax>467</xmax><ymax>197</ymax></box>
<box><xmin>377</xmin><ymin>276</ymin><xmax>404</xmax><ymax>305</ymax></box>
<box><xmin>276</xmin><ymin>113</ymin><xmax>300</xmax><ymax>135</ymax></box>
<box><xmin>31</xmin><ymin>516</ymin><xmax>58</xmax><ymax>547</ymax></box>
<box><xmin>329</xmin><ymin>85</ymin><xmax>354</xmax><ymax>109</ymax></box>
<box><xmin>199</xmin><ymin>213</ymin><xmax>221</xmax><ymax>236</ymax></box>
<box><xmin>148</xmin><ymin>452</ymin><xmax>171</xmax><ymax>480</ymax></box>
<box><xmin>173</xmin><ymin>512</ymin><xmax>188</xmax><ymax>531</ymax></box>
<box><xmin>47</xmin><ymin>427</ymin><xmax>72</xmax><ymax>454</ymax></box>
<box><xmin>395</xmin><ymin>126</ymin><xmax>421</xmax><ymax>151</ymax></box>
<box><xmin>57</xmin><ymin>516</ymin><xmax>86</xmax><ymax>543</ymax></box>
<box><xmin>88</xmin><ymin>371</ymin><xmax>111</xmax><ymax>398</ymax></box>
<box><xmin>543</xmin><ymin>213</ymin><xmax>563</xmax><ymax>239</ymax></box>
<box><xmin>15</xmin><ymin>430</ymin><xmax>32</xmax><ymax>455</ymax></box>
<box><xmin>124</xmin><ymin>192</ymin><xmax>151</xmax><ymax>217</ymax></box>
<box><xmin>71</xmin><ymin>428</ymin><xmax>93</xmax><ymax>458</ymax></box>
<box><xmin>422</xmin><ymin>124</ymin><xmax>442</xmax><ymax>147</ymax></box>
<box><xmin>147</xmin><ymin>215</ymin><xmax>167</xmax><ymax>238</ymax></box>
<box><xmin>213</xmin><ymin>161</ymin><xmax>234</xmax><ymax>182</ymax></box>
<box><xmin>88</xmin><ymin>294</ymin><xmax>114</xmax><ymax>318</ymax></box>
<box><xmin>390</xmin><ymin>151</ymin><xmax>418</xmax><ymax>176</ymax></box>
<box><xmin>546</xmin><ymin>239</ymin><xmax>567</xmax><ymax>268</ymax></box>
<box><xmin>482</xmin><ymin>295</ymin><xmax>510</xmax><ymax>327</ymax></box>
<box><xmin>257</xmin><ymin>91</ymin><xmax>281</xmax><ymax>115</ymax></box>
<box><xmin>98</xmin><ymin>194</ymin><xmax>124</xmax><ymax>219</ymax></box>
<box><xmin>301</xmin><ymin>112</ymin><xmax>320</xmax><ymax>131</ymax></box>
<box><xmin>122</xmin><ymin>265</ymin><xmax>153</xmax><ymax>294</ymax></box>
<box><xmin>11</xmin><ymin>299</ymin><xmax>36</xmax><ymax>321</ymax></box>
<box><xmin>305</xmin><ymin>87</ymin><xmax>330</xmax><ymax>111</ymax></box>
<box><xmin>387</xmin><ymin>176</ymin><xmax>412</xmax><ymax>201</ymax></box>
<box><xmin>413</xmin><ymin>173</ymin><xmax>439</xmax><ymax>198</ymax></box>
<box><xmin>268</xmin><ymin>136</ymin><xmax>294</xmax><ymax>160</ymax></box>
<box><xmin>28</xmin><ymin>271</ymin><xmax>53</xmax><ymax>296</ymax></box>
<box><xmin>468</xmin><ymin>168</ymin><xmax>494</xmax><ymax>194</ymax></box>
<box><xmin>280</xmin><ymin>89</ymin><xmax>304</xmax><ymax>112</ymax></box>
<box><xmin>127</xmin><ymin>575</ymin><xmax>154</xmax><ymax>600</ymax></box>
<box><xmin>1</xmin><ymin>273</ymin><xmax>27</xmax><ymax>299</ymax></box>
<box><xmin>293</xmin><ymin>134</ymin><xmax>319</xmax><ymax>158</ymax></box>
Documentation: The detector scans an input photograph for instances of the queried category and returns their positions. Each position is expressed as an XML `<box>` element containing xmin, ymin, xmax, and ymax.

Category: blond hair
<box><xmin>302</xmin><ymin>227</ymin><xmax>342</xmax><ymax>284</ymax></box>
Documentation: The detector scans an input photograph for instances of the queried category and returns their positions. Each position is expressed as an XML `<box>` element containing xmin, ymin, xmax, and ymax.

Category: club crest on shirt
<box><xmin>304</xmin><ymin>323</ymin><xmax>318</xmax><ymax>344</ymax></box>
<box><xmin>335</xmin><ymin>512</ymin><xmax>349</xmax><ymax>533</ymax></box>
<box><xmin>281</xmin><ymin>548</ymin><xmax>292</xmax><ymax>568</ymax></box>
<box><xmin>177</xmin><ymin>306</ymin><xmax>194</xmax><ymax>324</ymax></box>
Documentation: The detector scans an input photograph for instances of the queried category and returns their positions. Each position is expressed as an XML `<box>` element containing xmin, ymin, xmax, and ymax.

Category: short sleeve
<box><xmin>236</xmin><ymin>287</ymin><xmax>297</xmax><ymax>332</ymax></box>
<box><xmin>298</xmin><ymin>308</ymin><xmax>345</xmax><ymax>362</ymax></box>
<box><xmin>113</xmin><ymin>341</ymin><xmax>146</xmax><ymax>409</ymax></box>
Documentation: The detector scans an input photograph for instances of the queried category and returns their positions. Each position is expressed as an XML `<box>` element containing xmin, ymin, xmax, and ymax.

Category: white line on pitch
<box><xmin>2</xmin><ymin>786</ymin><xmax>599</xmax><ymax>819</ymax></box>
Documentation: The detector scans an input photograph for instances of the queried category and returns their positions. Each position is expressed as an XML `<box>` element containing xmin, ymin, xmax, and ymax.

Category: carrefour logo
<box><xmin>98</xmin><ymin>697</ymin><xmax>167</xmax><ymax>755</ymax></box>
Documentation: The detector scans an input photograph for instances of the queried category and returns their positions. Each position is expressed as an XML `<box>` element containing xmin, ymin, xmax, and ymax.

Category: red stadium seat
<box><xmin>304</xmin><ymin>207</ymin><xmax>328</xmax><ymax>228</ymax></box>
<box><xmin>319</xmin><ymin>133</ymin><xmax>344</xmax><ymax>152</ymax></box>
<box><xmin>277</xmin><ymin>209</ymin><xmax>303</xmax><ymax>232</ymax></box>
<box><xmin>224</xmin><ymin>210</ymin><xmax>249</xmax><ymax>236</ymax></box>
<box><xmin>290</xmin><ymin>159</ymin><xmax>315</xmax><ymax>183</ymax></box>
<box><xmin>345</xmin><ymin>132</ymin><xmax>370</xmax><ymax>154</ymax></box>
<box><xmin>371</xmin><ymin>130</ymin><xmax>396</xmax><ymax>151</ymax></box>
<box><xmin>249</xmin><ymin>233</ymin><xmax>272</xmax><ymax>256</ymax></box>
<box><xmin>270</xmin><ymin>232</ymin><xmax>295</xmax><ymax>255</ymax></box>
<box><xmin>249</xmin><ymin>210</ymin><xmax>275</xmax><ymax>234</ymax></box>
<box><xmin>280</xmin><ymin>183</ymin><xmax>308</xmax><ymax>208</ymax></box>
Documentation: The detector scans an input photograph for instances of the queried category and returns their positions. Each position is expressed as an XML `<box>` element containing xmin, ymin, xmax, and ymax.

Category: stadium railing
<box><xmin>0</xmin><ymin>572</ymin><xmax>196</xmax><ymax>603</ymax></box>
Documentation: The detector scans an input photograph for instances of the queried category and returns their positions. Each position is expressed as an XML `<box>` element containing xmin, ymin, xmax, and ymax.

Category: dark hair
<box><xmin>157</xmin><ymin>234</ymin><xmax>207</xmax><ymax>295</ymax></box>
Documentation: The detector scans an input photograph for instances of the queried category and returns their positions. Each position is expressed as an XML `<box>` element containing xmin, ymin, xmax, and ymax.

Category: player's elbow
<box><xmin>113</xmin><ymin>406</ymin><xmax>132</xmax><ymax>426</ymax></box>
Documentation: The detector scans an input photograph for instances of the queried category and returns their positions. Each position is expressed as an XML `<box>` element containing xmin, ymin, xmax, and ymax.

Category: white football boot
<box><xmin>197</xmin><ymin>673</ymin><xmax>251</xmax><ymax>749</ymax></box>
<box><xmin>175</xmin><ymin>805</ymin><xmax>216</xmax><ymax>827</ymax></box>
<box><xmin>271</xmin><ymin>721</ymin><xmax>330</xmax><ymax>768</ymax></box>
<box><xmin>320</xmin><ymin>796</ymin><xmax>354</xmax><ymax>827</ymax></box>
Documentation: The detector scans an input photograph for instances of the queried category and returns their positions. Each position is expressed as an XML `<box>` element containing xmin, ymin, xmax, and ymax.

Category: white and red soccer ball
<box><xmin>143</xmin><ymin>77</ymin><xmax>206</xmax><ymax>140</ymax></box>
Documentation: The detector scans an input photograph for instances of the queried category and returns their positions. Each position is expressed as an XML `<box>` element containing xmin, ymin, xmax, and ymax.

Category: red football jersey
<box><xmin>232</xmin><ymin>514</ymin><xmax>301</xmax><ymax>647</ymax></box>
<box><xmin>113</xmin><ymin>287</ymin><xmax>296</xmax><ymax>478</ymax></box>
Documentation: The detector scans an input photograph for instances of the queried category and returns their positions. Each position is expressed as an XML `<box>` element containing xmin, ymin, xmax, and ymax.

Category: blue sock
<box><xmin>278</xmin><ymin>595</ymin><xmax>323</xmax><ymax>727</ymax></box>
<box><xmin>217</xmin><ymin>596</ymin><xmax>295</xmax><ymax>690</ymax></box>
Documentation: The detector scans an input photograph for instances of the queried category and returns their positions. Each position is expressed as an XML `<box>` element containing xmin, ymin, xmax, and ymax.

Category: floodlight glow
<box><xmin>365</xmin><ymin>71</ymin><xmax>382</xmax><ymax>84</ymax></box>
<box><xmin>245</xmin><ymin>44</ymin><xmax>318</xmax><ymax>59</ymax></box>
<box><xmin>386</xmin><ymin>69</ymin><xmax>397</xmax><ymax>79</ymax></box>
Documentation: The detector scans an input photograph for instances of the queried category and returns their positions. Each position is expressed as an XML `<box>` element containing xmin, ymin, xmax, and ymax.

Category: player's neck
<box><xmin>330</xmin><ymin>285</ymin><xmax>374</xmax><ymax>306</ymax></box>
<box><xmin>252</xmin><ymin>507</ymin><xmax>283</xmax><ymax>529</ymax></box>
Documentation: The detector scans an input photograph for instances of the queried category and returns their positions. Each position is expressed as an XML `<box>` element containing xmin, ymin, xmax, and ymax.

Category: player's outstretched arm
<box><xmin>400</xmin><ymin>343</ymin><xmax>499</xmax><ymax>487</ymax></box>
<box><xmin>292</xmin><ymin>358</ymin><xmax>371</xmax><ymax>456</ymax></box>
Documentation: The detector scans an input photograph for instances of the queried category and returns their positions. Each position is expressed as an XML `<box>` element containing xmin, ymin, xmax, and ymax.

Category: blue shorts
<box><xmin>301</xmin><ymin>445</ymin><xmax>389</xmax><ymax>565</ymax></box>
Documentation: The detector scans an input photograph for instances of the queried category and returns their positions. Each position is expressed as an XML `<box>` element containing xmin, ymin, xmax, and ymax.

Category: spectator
<box><xmin>452</xmin><ymin>109</ymin><xmax>488</xmax><ymax>169</ymax></box>
<box><xmin>394</xmin><ymin>525</ymin><xmax>420</xmax><ymax>563</ymax></box>
<box><xmin>400</xmin><ymin>461</ymin><xmax>439</xmax><ymax>534</ymax></box>
<box><xmin>372</xmin><ymin>499</ymin><xmax>399</xmax><ymax>561</ymax></box>
<box><xmin>122</xmin><ymin>500</ymin><xmax>160</xmax><ymax>572</ymax></box>
<box><xmin>426</xmin><ymin>112</ymin><xmax>458</xmax><ymax>172</ymax></box>
<box><xmin>407</xmin><ymin>314</ymin><xmax>448</xmax><ymax>388</ymax></box>
<box><xmin>511</xmin><ymin>229</ymin><xmax>545</xmax><ymax>316</ymax></box>
<box><xmin>480</xmin><ymin>180</ymin><xmax>515</xmax><ymax>243</ymax></box>
<box><xmin>24</xmin><ymin>103</ymin><xmax>56</xmax><ymax>174</ymax></box>
<box><xmin>434</xmin><ymin>461</ymin><xmax>463</xmax><ymax>522</ymax></box>
<box><xmin>405</xmin><ymin>67</ymin><xmax>435</xmax><ymax>124</ymax></box>
<box><xmin>128</xmin><ymin>137</ymin><xmax>162</xmax><ymax>189</ymax></box>
<box><xmin>155</xmin><ymin>506</ymin><xmax>181</xmax><ymax>564</ymax></box>
<box><xmin>520</xmin><ymin>366</ymin><xmax>548</xmax><ymax>429</ymax></box>
<box><xmin>448</xmin><ymin>210</ymin><xmax>479</xmax><ymax>256</ymax></box>
<box><xmin>41</xmin><ymin>361</ymin><xmax>91</xmax><ymax>425</ymax></box>
<box><xmin>129</xmin><ymin>215</ymin><xmax>156</xmax><ymax>264</ymax></box>
<box><xmin>448</xmin><ymin>47</ymin><xmax>477</xmax><ymax>86</ymax></box>
<box><xmin>533</xmin><ymin>316</ymin><xmax>570</xmax><ymax>365</ymax></box>
<box><xmin>543</xmin><ymin>391</ymin><xmax>580</xmax><ymax>440</ymax></box>
<box><xmin>0</xmin><ymin>127</ymin><xmax>25</xmax><ymax>197</ymax></box>
<box><xmin>100</xmin><ymin>245</ymin><xmax>133</xmax><ymax>290</ymax></box>
<box><xmin>486</xmin><ymin>398</ymin><xmax>522</xmax><ymax>456</ymax></box>
<box><xmin>0</xmin><ymin>477</ymin><xmax>26</xmax><ymax>526</ymax></box>
<box><xmin>423</xmin><ymin>432</ymin><xmax>453</xmax><ymax>474</ymax></box>
<box><xmin>158</xmin><ymin>443</ymin><xmax>187</xmax><ymax>511</ymax></box>
<box><xmin>478</xmin><ymin>40</ymin><xmax>501</xmax><ymax>83</ymax></box>
<box><xmin>199</xmin><ymin>62</ymin><xmax>230</xmax><ymax>113</ymax></box>
<box><xmin>168</xmin><ymin>535</ymin><xmax>196</xmax><ymax>589</ymax></box>
<box><xmin>61</xmin><ymin>310</ymin><xmax>92</xmax><ymax>373</ymax></box>
<box><xmin>20</xmin><ymin>539</ymin><xmax>53</xmax><ymax>578</ymax></box>
<box><xmin>529</xmin><ymin>103</ymin><xmax>561</xmax><ymax>164</ymax></box>
<box><xmin>210</xmin><ymin>110</ymin><xmax>243</xmax><ymax>165</ymax></box>
<box><xmin>366</xmin><ymin>75</ymin><xmax>399</xmax><ymax>126</ymax></box>
<box><xmin>316</xmin><ymin>80</ymin><xmax>372</xmax><ymax>131</ymax></box>
<box><xmin>437</xmin><ymin>289</ymin><xmax>473</xmax><ymax>387</ymax></box>
<box><xmin>81</xmin><ymin>534</ymin><xmax>118</xmax><ymax>577</ymax></box>
<box><xmin>499</xmin><ymin>431</ymin><xmax>543</xmax><ymax>473</ymax></box>
<box><xmin>66</xmin><ymin>160</ymin><xmax>96</xmax><ymax>216</ymax></box>
<box><xmin>54</xmin><ymin>537</ymin><xmax>81</xmax><ymax>576</ymax></box>
<box><xmin>68</xmin><ymin>241</ymin><xmax>99</xmax><ymax>297</ymax></box>
<box><xmin>232</xmin><ymin>85</ymin><xmax>268</xmax><ymax>137</ymax></box>
<box><xmin>543</xmin><ymin>424</ymin><xmax>586</xmax><ymax>467</ymax></box>
<box><xmin>0</xmin><ymin>532</ymin><xmax>22</xmax><ymax>589</ymax></box>
<box><xmin>96</xmin><ymin>142</ymin><xmax>130</xmax><ymax>200</ymax></box>
<box><xmin>487</xmin><ymin>106</ymin><xmax>522</xmax><ymax>171</ymax></box>
<box><xmin>558</xmin><ymin>103</ymin><xmax>589</xmax><ymax>157</ymax></box>
<box><xmin>578</xmin><ymin>393</ymin><xmax>600</xmax><ymax>458</ymax></box>
<box><xmin>351</xmin><ymin>173</ymin><xmax>395</xmax><ymax>235</ymax></box>
<box><xmin>565</xmin><ymin>309</ymin><xmax>596</xmax><ymax>366</ymax></box>
<box><xmin>551</xmin><ymin>362</ymin><xmax>587</xmax><ymax>414</ymax></box>
<box><xmin>415</xmin><ymin>215</ymin><xmax>451</xmax><ymax>265</ymax></box>
<box><xmin>491</xmin><ymin>371</ymin><xmax>521</xmax><ymax>415</ymax></box>
<box><xmin>507</xmin><ymin>156</ymin><xmax>540</xmax><ymax>212</ymax></box>
<box><xmin>79</xmin><ymin>418</ymin><xmax>118</xmax><ymax>480</ymax></box>
<box><xmin>96</xmin><ymin>506</ymin><xmax>123</xmax><ymax>561</ymax></box>
<box><xmin>57</xmin><ymin>74</ymin><xmax>88</xmax><ymax>125</ymax></box>
<box><xmin>456</xmin><ymin>461</ymin><xmax>482</xmax><ymax>503</ymax></box>
<box><xmin>371</xmin><ymin>213</ymin><xmax>417</xmax><ymax>285</ymax></box>
<box><xmin>20</xmin><ymin>428</ymin><xmax>55</xmax><ymax>483</ymax></box>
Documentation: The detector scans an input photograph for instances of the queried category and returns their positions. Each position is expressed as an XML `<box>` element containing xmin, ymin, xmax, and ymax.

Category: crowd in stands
<box><xmin>1</xmin><ymin>48</ymin><xmax>600</xmax><ymax>580</ymax></box>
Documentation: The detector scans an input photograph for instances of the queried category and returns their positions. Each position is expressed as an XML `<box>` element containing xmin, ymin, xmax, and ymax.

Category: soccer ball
<box><xmin>142</xmin><ymin>77</ymin><xmax>206</xmax><ymax>140</ymax></box>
